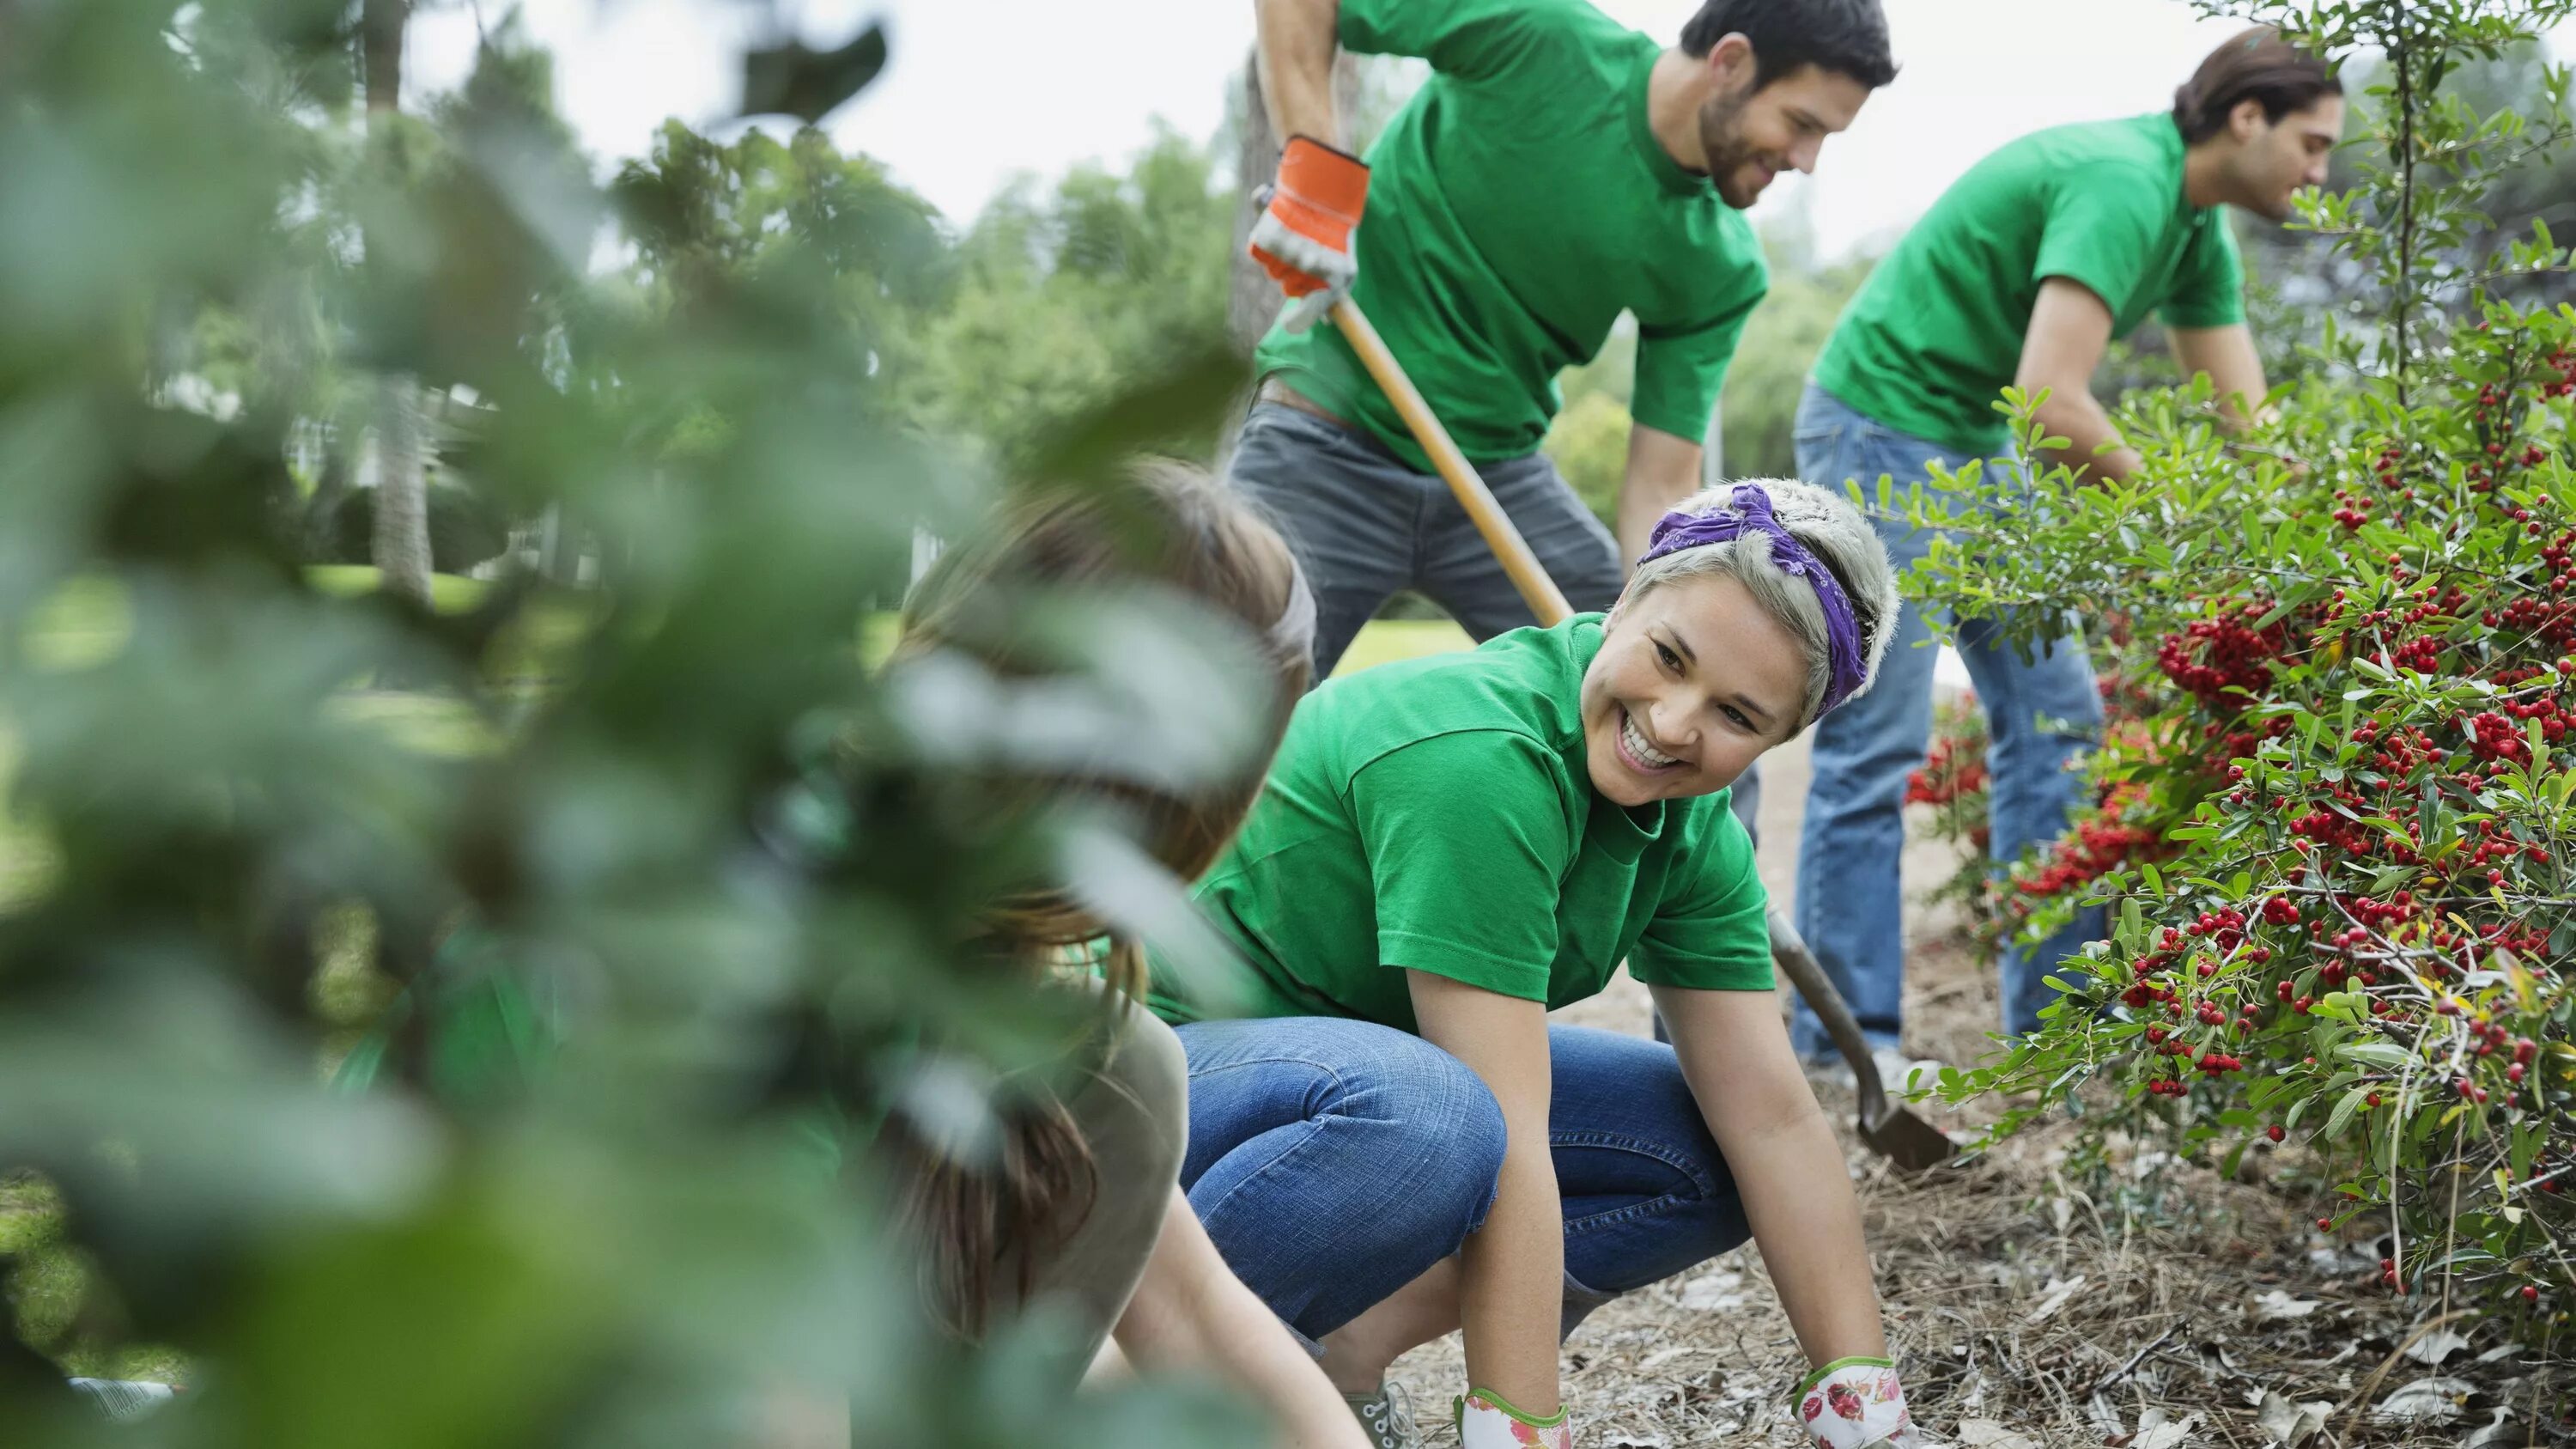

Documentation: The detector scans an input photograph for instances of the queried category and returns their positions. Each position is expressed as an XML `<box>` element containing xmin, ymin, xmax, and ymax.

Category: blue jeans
<box><xmin>1789</xmin><ymin>382</ymin><xmax>2105</xmax><ymax>1058</ymax></box>
<box><xmin>1174</xmin><ymin>1018</ymin><xmax>1749</xmax><ymax>1343</ymax></box>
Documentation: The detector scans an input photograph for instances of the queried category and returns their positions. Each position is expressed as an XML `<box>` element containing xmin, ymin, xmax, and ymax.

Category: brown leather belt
<box><xmin>1256</xmin><ymin>380</ymin><xmax>1354</xmax><ymax>432</ymax></box>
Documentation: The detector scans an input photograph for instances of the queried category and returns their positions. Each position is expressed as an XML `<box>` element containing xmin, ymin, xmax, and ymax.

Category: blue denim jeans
<box><xmin>1789</xmin><ymin>382</ymin><xmax>2105</xmax><ymax>1058</ymax></box>
<box><xmin>1173</xmin><ymin>1017</ymin><xmax>1749</xmax><ymax>1344</ymax></box>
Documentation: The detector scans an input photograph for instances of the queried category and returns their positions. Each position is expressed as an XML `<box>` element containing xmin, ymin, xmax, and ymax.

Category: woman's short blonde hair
<box><xmin>1619</xmin><ymin>477</ymin><xmax>1899</xmax><ymax>731</ymax></box>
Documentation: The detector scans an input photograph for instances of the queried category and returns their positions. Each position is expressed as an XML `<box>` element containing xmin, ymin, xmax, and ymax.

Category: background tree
<box><xmin>905</xmin><ymin>126</ymin><xmax>1235</xmax><ymax>472</ymax></box>
<box><xmin>360</xmin><ymin>0</ymin><xmax>435</xmax><ymax>607</ymax></box>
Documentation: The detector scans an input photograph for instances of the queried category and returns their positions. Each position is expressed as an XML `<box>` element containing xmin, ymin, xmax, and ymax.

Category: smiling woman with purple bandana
<box><xmin>1144</xmin><ymin>480</ymin><xmax>1929</xmax><ymax>1449</ymax></box>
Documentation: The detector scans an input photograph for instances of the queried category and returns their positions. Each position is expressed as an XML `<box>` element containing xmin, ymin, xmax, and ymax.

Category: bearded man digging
<box><xmin>1237</xmin><ymin>0</ymin><xmax>1897</xmax><ymax>680</ymax></box>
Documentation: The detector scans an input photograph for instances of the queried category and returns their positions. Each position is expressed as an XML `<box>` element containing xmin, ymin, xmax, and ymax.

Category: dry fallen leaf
<box><xmin>2255</xmin><ymin>1391</ymin><xmax>2330</xmax><ymax>1446</ymax></box>
<box><xmin>2023</xmin><ymin>1275</ymin><xmax>2087</xmax><ymax>1324</ymax></box>
<box><xmin>2133</xmin><ymin>1408</ymin><xmax>2200</xmax><ymax>1449</ymax></box>
<box><xmin>2251</xmin><ymin>1289</ymin><xmax>2322</xmax><ymax>1320</ymax></box>
<box><xmin>1678</xmin><ymin>1270</ymin><xmax>1744</xmax><ymax>1311</ymax></box>
<box><xmin>1957</xmin><ymin>1418</ymin><xmax>2042</xmax><ymax>1449</ymax></box>
<box><xmin>2403</xmin><ymin>1328</ymin><xmax>2471</xmax><ymax>1366</ymax></box>
<box><xmin>2372</xmin><ymin>1377</ymin><xmax>2473</xmax><ymax>1426</ymax></box>
<box><xmin>2463</xmin><ymin>1405</ymin><xmax>2518</xmax><ymax>1447</ymax></box>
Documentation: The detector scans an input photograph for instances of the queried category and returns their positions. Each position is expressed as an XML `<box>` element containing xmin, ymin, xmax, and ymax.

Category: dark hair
<box><xmin>2173</xmin><ymin>26</ymin><xmax>2339</xmax><ymax>143</ymax></box>
<box><xmin>1679</xmin><ymin>0</ymin><xmax>1898</xmax><ymax>91</ymax></box>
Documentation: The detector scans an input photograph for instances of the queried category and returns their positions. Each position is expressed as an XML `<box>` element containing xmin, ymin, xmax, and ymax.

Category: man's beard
<box><xmin>1694</xmin><ymin>89</ymin><xmax>1770</xmax><ymax>210</ymax></box>
<box><xmin>2243</xmin><ymin>169</ymin><xmax>2299</xmax><ymax>223</ymax></box>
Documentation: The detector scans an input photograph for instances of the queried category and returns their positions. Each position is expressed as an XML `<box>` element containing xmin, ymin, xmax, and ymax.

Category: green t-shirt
<box><xmin>1812</xmin><ymin>113</ymin><xmax>2246</xmax><ymax>455</ymax></box>
<box><xmin>1255</xmin><ymin>0</ymin><xmax>1767</xmax><ymax>471</ymax></box>
<box><xmin>1153</xmin><ymin>616</ymin><xmax>1773</xmax><ymax>1032</ymax></box>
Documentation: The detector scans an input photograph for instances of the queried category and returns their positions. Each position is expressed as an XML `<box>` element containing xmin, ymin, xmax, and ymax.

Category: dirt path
<box><xmin>1379</xmin><ymin>732</ymin><xmax>2567</xmax><ymax>1446</ymax></box>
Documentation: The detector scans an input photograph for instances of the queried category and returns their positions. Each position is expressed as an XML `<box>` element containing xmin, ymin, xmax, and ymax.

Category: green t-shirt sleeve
<box><xmin>1627</xmin><ymin>805</ymin><xmax>1773</xmax><ymax>990</ymax></box>
<box><xmin>2030</xmin><ymin>172</ymin><xmax>2169</xmax><ymax>317</ymax></box>
<box><xmin>1631</xmin><ymin>286</ymin><xmax>1760</xmax><ymax>444</ymax></box>
<box><xmin>1337</xmin><ymin>0</ymin><xmax>1577</xmax><ymax>79</ymax></box>
<box><xmin>1347</xmin><ymin>730</ymin><xmax>1573</xmax><ymax>1002</ymax></box>
<box><xmin>2158</xmin><ymin>214</ymin><xmax>2246</xmax><ymax>328</ymax></box>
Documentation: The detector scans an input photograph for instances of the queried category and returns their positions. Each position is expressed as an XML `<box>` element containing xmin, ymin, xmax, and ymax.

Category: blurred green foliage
<box><xmin>0</xmin><ymin>3</ymin><xmax>1272</xmax><ymax>1442</ymax></box>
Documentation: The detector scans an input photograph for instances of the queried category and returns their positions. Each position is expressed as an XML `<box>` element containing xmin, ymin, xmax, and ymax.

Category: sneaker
<box><xmin>1343</xmin><ymin>1380</ymin><xmax>1423</xmax><ymax>1449</ymax></box>
<box><xmin>67</xmin><ymin>1378</ymin><xmax>179</xmax><ymax>1422</ymax></box>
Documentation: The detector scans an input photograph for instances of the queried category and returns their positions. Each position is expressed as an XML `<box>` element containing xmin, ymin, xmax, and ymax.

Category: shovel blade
<box><xmin>1858</xmin><ymin>1101</ymin><xmax>1957</xmax><ymax>1172</ymax></box>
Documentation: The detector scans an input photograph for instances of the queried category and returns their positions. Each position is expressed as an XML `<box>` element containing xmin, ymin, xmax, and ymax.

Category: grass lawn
<box><xmin>1332</xmin><ymin>618</ymin><xmax>1473</xmax><ymax>676</ymax></box>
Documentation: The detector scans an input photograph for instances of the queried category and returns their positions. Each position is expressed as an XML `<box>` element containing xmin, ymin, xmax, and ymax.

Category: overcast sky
<box><xmin>408</xmin><ymin>0</ymin><xmax>2573</xmax><ymax>264</ymax></box>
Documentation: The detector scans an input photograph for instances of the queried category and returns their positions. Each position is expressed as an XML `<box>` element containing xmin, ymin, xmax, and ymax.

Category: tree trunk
<box><xmin>1224</xmin><ymin>47</ymin><xmax>1380</xmax><ymax>357</ymax></box>
<box><xmin>1225</xmin><ymin>49</ymin><xmax>1285</xmax><ymax>360</ymax></box>
<box><xmin>361</xmin><ymin>0</ymin><xmax>434</xmax><ymax>607</ymax></box>
<box><xmin>361</xmin><ymin>0</ymin><xmax>405</xmax><ymax>116</ymax></box>
<box><xmin>305</xmin><ymin>433</ymin><xmax>355</xmax><ymax>560</ymax></box>
<box><xmin>373</xmin><ymin>381</ymin><xmax>433</xmax><ymax>600</ymax></box>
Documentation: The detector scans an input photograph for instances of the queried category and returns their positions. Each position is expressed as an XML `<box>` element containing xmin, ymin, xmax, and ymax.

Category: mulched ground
<box><xmin>1382</xmin><ymin>779</ymin><xmax>2573</xmax><ymax>1448</ymax></box>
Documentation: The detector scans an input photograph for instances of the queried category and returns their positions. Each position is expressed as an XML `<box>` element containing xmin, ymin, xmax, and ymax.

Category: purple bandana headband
<box><xmin>1637</xmin><ymin>484</ymin><xmax>1869</xmax><ymax>718</ymax></box>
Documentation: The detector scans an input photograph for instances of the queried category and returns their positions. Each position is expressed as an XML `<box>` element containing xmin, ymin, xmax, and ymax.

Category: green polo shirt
<box><xmin>1812</xmin><ymin>113</ymin><xmax>2246</xmax><ymax>455</ymax></box>
<box><xmin>1151</xmin><ymin>617</ymin><xmax>1773</xmax><ymax>1032</ymax></box>
<box><xmin>1255</xmin><ymin>0</ymin><xmax>1766</xmax><ymax>471</ymax></box>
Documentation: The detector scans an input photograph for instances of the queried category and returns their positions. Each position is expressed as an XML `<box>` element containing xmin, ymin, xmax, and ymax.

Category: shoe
<box><xmin>1344</xmin><ymin>1380</ymin><xmax>1423</xmax><ymax>1449</ymax></box>
<box><xmin>67</xmin><ymin>1378</ymin><xmax>178</xmax><ymax>1422</ymax></box>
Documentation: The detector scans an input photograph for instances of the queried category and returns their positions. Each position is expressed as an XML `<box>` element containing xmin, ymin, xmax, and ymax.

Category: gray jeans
<box><xmin>1226</xmin><ymin>399</ymin><xmax>1762</xmax><ymax>843</ymax></box>
<box><xmin>1224</xmin><ymin>402</ymin><xmax>1625</xmax><ymax>676</ymax></box>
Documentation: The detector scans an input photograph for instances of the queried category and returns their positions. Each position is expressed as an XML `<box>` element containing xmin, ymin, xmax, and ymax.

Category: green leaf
<box><xmin>739</xmin><ymin>24</ymin><xmax>891</xmax><ymax>124</ymax></box>
<box><xmin>2325</xmin><ymin>1086</ymin><xmax>2372</xmax><ymax>1139</ymax></box>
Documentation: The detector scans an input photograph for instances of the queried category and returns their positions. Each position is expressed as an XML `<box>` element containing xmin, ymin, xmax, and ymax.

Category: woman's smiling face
<box><xmin>1578</xmin><ymin>571</ymin><xmax>1810</xmax><ymax>807</ymax></box>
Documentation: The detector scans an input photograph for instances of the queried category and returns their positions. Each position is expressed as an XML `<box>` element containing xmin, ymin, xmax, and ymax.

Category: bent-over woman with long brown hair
<box><xmin>878</xmin><ymin>460</ymin><xmax>1365</xmax><ymax>1449</ymax></box>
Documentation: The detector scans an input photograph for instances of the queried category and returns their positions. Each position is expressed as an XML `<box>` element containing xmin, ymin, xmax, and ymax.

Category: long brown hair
<box><xmin>2173</xmin><ymin>26</ymin><xmax>2338</xmax><ymax>143</ymax></box>
<box><xmin>886</xmin><ymin>459</ymin><xmax>1310</xmax><ymax>1336</ymax></box>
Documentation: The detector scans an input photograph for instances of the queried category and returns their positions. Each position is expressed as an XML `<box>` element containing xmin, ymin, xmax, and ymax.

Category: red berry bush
<box><xmin>1885</xmin><ymin>0</ymin><xmax>2576</xmax><ymax>1325</ymax></box>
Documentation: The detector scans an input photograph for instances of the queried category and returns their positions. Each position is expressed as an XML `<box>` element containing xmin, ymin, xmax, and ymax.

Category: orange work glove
<box><xmin>1248</xmin><ymin>135</ymin><xmax>1370</xmax><ymax>333</ymax></box>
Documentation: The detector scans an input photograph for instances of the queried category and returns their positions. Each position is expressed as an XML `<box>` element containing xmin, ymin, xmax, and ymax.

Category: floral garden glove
<box><xmin>1793</xmin><ymin>1358</ymin><xmax>1921</xmax><ymax>1449</ymax></box>
<box><xmin>1455</xmin><ymin>1387</ymin><xmax>1571</xmax><ymax>1449</ymax></box>
<box><xmin>1247</xmin><ymin>135</ymin><xmax>1369</xmax><ymax>333</ymax></box>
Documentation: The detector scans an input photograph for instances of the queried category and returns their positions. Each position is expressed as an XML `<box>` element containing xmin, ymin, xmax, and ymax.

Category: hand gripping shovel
<box><xmin>1331</xmin><ymin>296</ymin><xmax>1955</xmax><ymax>1171</ymax></box>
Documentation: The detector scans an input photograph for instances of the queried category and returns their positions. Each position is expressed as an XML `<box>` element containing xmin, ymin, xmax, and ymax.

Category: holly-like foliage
<box><xmin>1893</xmin><ymin>0</ymin><xmax>2576</xmax><ymax>1325</ymax></box>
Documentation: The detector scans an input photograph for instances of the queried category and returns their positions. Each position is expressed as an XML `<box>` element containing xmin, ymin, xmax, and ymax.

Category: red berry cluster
<box><xmin>2014</xmin><ymin>780</ymin><xmax>2162</xmax><ymax>900</ymax></box>
<box><xmin>2156</xmin><ymin>600</ymin><xmax>2293</xmax><ymax>711</ymax></box>
<box><xmin>2465</xmin><ymin>709</ymin><xmax>2535</xmax><ymax>765</ymax></box>
<box><xmin>1904</xmin><ymin>732</ymin><xmax>1988</xmax><ymax>807</ymax></box>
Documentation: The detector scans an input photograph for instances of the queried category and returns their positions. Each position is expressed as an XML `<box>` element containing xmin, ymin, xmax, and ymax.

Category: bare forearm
<box><xmin>1458</xmin><ymin>1144</ymin><xmax>1564</xmax><ymax>1414</ymax></box>
<box><xmin>1728</xmin><ymin>1107</ymin><xmax>1888</xmax><ymax>1366</ymax></box>
<box><xmin>1616</xmin><ymin>425</ymin><xmax>1704</xmax><ymax>573</ymax></box>
<box><xmin>2033</xmin><ymin>393</ymin><xmax>2139</xmax><ymax>484</ymax></box>
<box><xmin>1255</xmin><ymin>0</ymin><xmax>1342</xmax><ymax>145</ymax></box>
<box><xmin>1655</xmin><ymin>986</ymin><xmax>1890</xmax><ymax>1373</ymax></box>
<box><xmin>2170</xmin><ymin>325</ymin><xmax>2269</xmax><ymax>432</ymax></box>
<box><xmin>1116</xmin><ymin>1192</ymin><xmax>1370</xmax><ymax>1449</ymax></box>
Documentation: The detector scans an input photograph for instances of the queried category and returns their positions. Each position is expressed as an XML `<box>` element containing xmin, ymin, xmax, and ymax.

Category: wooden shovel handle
<box><xmin>1330</xmin><ymin>298</ymin><xmax>1574</xmax><ymax>628</ymax></box>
